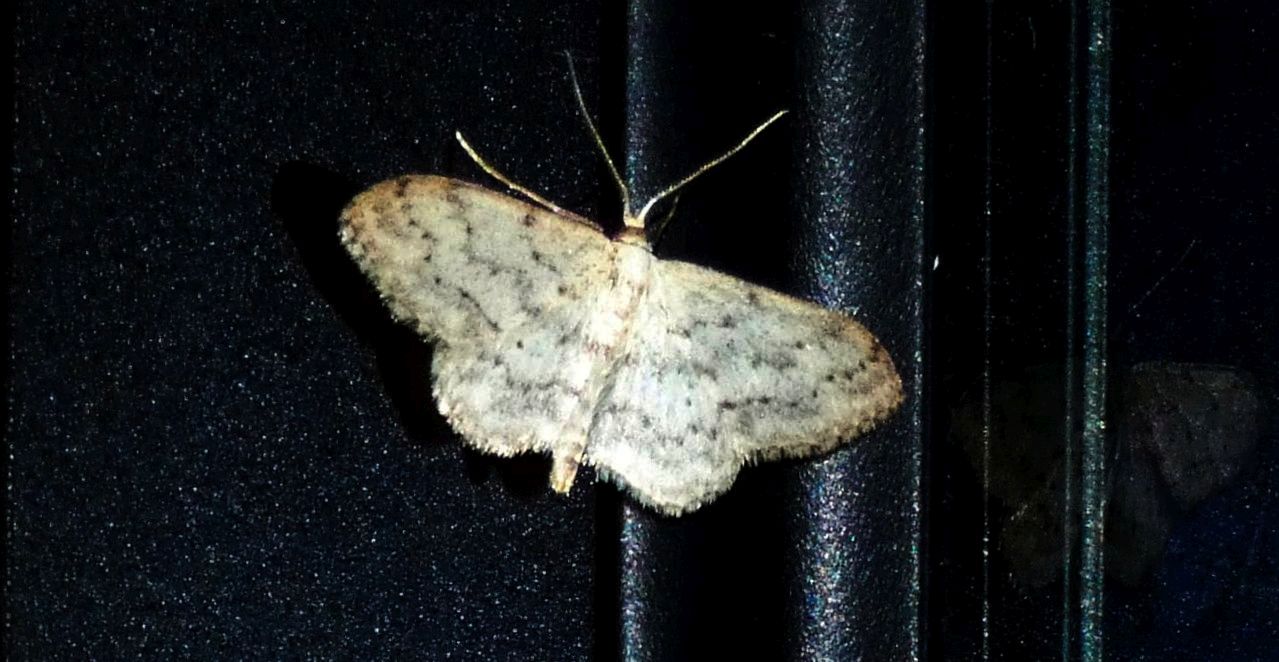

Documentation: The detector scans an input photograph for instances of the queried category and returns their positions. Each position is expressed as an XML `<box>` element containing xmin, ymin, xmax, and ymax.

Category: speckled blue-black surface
<box><xmin>15</xmin><ymin>1</ymin><xmax>1276</xmax><ymax>660</ymax></box>
<box><xmin>10</xmin><ymin>1</ymin><xmax>926</xmax><ymax>658</ymax></box>
<box><xmin>10</xmin><ymin>3</ymin><xmax>609</xmax><ymax>658</ymax></box>
<box><xmin>927</xmin><ymin>1</ymin><xmax>1279</xmax><ymax>660</ymax></box>
<box><xmin>611</xmin><ymin>1</ymin><xmax>925</xmax><ymax>660</ymax></box>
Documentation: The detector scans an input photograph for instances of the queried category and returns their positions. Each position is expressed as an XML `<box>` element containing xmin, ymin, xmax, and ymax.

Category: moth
<box><xmin>340</xmin><ymin>72</ymin><xmax>902</xmax><ymax>515</ymax></box>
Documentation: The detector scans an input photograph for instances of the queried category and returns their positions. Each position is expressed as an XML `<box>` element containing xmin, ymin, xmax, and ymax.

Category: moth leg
<box><xmin>550</xmin><ymin>438</ymin><xmax>586</xmax><ymax>494</ymax></box>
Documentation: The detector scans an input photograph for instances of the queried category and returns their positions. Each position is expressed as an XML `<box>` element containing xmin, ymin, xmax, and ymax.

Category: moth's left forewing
<box><xmin>340</xmin><ymin>175</ymin><xmax>620</xmax><ymax>461</ymax></box>
<box><xmin>584</xmin><ymin>258</ymin><xmax>903</xmax><ymax>514</ymax></box>
<box><xmin>660</xmin><ymin>260</ymin><xmax>903</xmax><ymax>460</ymax></box>
<box><xmin>339</xmin><ymin>175</ymin><xmax>611</xmax><ymax>344</ymax></box>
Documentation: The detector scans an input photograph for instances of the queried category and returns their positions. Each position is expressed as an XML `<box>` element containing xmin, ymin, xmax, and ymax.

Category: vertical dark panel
<box><xmin>932</xmin><ymin>1</ymin><xmax>1277</xmax><ymax>659</ymax></box>
<box><xmin>931</xmin><ymin>0</ymin><xmax>1088</xmax><ymax>658</ymax></box>
<box><xmin>784</xmin><ymin>0</ymin><xmax>927</xmax><ymax>660</ymax></box>
<box><xmin>614</xmin><ymin>0</ymin><xmax>925</xmax><ymax>659</ymax></box>
<box><xmin>615</xmin><ymin>3</ymin><xmax>796</xmax><ymax>661</ymax></box>
<box><xmin>1102</xmin><ymin>1</ymin><xmax>1278</xmax><ymax>659</ymax></box>
<box><xmin>1078</xmin><ymin>1</ymin><xmax>1112</xmax><ymax>659</ymax></box>
<box><xmin>615</xmin><ymin>7</ymin><xmax>708</xmax><ymax>658</ymax></box>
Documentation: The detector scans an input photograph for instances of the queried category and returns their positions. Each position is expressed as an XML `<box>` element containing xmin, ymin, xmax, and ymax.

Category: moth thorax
<box><xmin>616</xmin><ymin>225</ymin><xmax>649</xmax><ymax>249</ymax></box>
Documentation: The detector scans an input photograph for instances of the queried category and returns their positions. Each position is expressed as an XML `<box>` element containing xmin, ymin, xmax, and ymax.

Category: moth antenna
<box><xmin>648</xmin><ymin>192</ymin><xmax>682</xmax><ymax>249</ymax></box>
<box><xmin>565</xmin><ymin>52</ymin><xmax>633</xmax><ymax>223</ymax></box>
<box><xmin>455</xmin><ymin>131</ymin><xmax>570</xmax><ymax>215</ymax></box>
<box><xmin>634</xmin><ymin>110</ymin><xmax>788</xmax><ymax>227</ymax></box>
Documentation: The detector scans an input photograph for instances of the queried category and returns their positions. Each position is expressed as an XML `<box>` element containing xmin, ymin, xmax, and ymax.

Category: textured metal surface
<box><xmin>9</xmin><ymin>3</ymin><xmax>604</xmax><ymax>658</ymax></box>
<box><xmin>1078</xmin><ymin>2</ymin><xmax>1112</xmax><ymax>659</ymax></box>
<box><xmin>616</xmin><ymin>1</ymin><xmax>926</xmax><ymax>660</ymax></box>
<box><xmin>12</xmin><ymin>1</ymin><xmax>1276</xmax><ymax>659</ymax></box>
<box><xmin>785</xmin><ymin>0</ymin><xmax>926</xmax><ymax>660</ymax></box>
<box><xmin>614</xmin><ymin>4</ymin><xmax>798</xmax><ymax>660</ymax></box>
<box><xmin>929</xmin><ymin>1</ymin><xmax>1278</xmax><ymax>659</ymax></box>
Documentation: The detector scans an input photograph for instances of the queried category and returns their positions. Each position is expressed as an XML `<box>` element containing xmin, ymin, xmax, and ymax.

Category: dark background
<box><xmin>10</xmin><ymin>1</ymin><xmax>1276</xmax><ymax>659</ymax></box>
